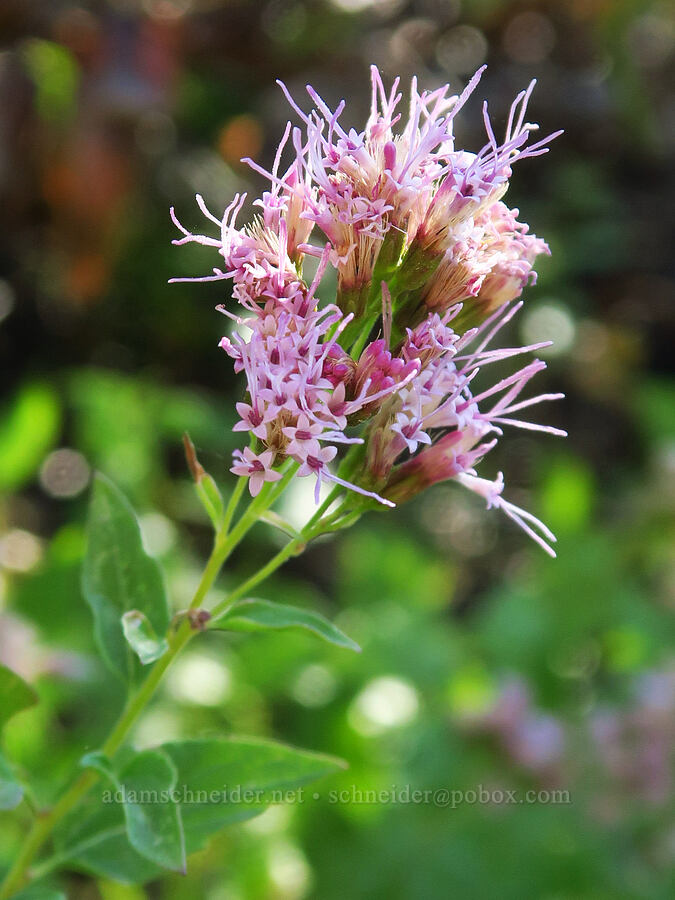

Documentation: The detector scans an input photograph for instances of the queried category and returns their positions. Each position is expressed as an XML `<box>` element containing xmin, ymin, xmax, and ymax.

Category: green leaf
<box><xmin>56</xmin><ymin>738</ymin><xmax>343</xmax><ymax>881</ymax></box>
<box><xmin>82</xmin><ymin>474</ymin><xmax>170</xmax><ymax>682</ymax></box>
<box><xmin>81</xmin><ymin>749</ymin><xmax>186</xmax><ymax>873</ymax></box>
<box><xmin>121</xmin><ymin>611</ymin><xmax>169</xmax><ymax>665</ymax></box>
<box><xmin>162</xmin><ymin>737</ymin><xmax>346</xmax><ymax>854</ymax></box>
<box><xmin>258</xmin><ymin>510</ymin><xmax>302</xmax><ymax>540</ymax></box>
<box><xmin>13</xmin><ymin>886</ymin><xmax>67</xmax><ymax>900</ymax></box>
<box><xmin>54</xmin><ymin>798</ymin><xmax>161</xmax><ymax>884</ymax></box>
<box><xmin>213</xmin><ymin>598</ymin><xmax>361</xmax><ymax>652</ymax></box>
<box><xmin>0</xmin><ymin>662</ymin><xmax>38</xmax><ymax>731</ymax></box>
<box><xmin>0</xmin><ymin>749</ymin><xmax>23</xmax><ymax>810</ymax></box>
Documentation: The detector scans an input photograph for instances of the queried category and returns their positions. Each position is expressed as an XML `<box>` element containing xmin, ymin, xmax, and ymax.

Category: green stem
<box><xmin>0</xmin><ymin>618</ymin><xmax>194</xmax><ymax>900</ymax></box>
<box><xmin>304</xmin><ymin>485</ymin><xmax>343</xmax><ymax>531</ymax></box>
<box><xmin>188</xmin><ymin>463</ymin><xmax>298</xmax><ymax>613</ymax></box>
<box><xmin>0</xmin><ymin>466</ymin><xmax>299</xmax><ymax>900</ymax></box>
<box><xmin>313</xmin><ymin>497</ymin><xmax>352</xmax><ymax>529</ymax></box>
<box><xmin>216</xmin><ymin>539</ymin><xmax>304</xmax><ymax>614</ymax></box>
<box><xmin>209</xmin><ymin>486</ymin><xmax>346</xmax><ymax>622</ymax></box>
<box><xmin>349</xmin><ymin>314</ymin><xmax>377</xmax><ymax>359</ymax></box>
<box><xmin>316</xmin><ymin>504</ymin><xmax>362</xmax><ymax>533</ymax></box>
<box><xmin>221</xmin><ymin>475</ymin><xmax>247</xmax><ymax>536</ymax></box>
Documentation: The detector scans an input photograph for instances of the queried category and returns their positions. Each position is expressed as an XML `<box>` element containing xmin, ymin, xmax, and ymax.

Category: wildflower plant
<box><xmin>0</xmin><ymin>67</ymin><xmax>563</xmax><ymax>895</ymax></box>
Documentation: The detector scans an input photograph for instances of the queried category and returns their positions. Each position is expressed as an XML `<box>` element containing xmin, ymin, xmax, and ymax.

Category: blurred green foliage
<box><xmin>23</xmin><ymin>40</ymin><xmax>79</xmax><ymax>124</ymax></box>
<box><xmin>0</xmin><ymin>383</ymin><xmax>60</xmax><ymax>492</ymax></box>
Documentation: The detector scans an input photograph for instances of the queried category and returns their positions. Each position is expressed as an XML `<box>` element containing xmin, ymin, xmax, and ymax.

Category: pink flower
<box><xmin>233</xmin><ymin>401</ymin><xmax>273</xmax><ymax>441</ymax></box>
<box><xmin>390</xmin><ymin>411</ymin><xmax>432</xmax><ymax>455</ymax></box>
<box><xmin>296</xmin><ymin>445</ymin><xmax>338</xmax><ymax>503</ymax></box>
<box><xmin>230</xmin><ymin>447</ymin><xmax>282</xmax><ymax>497</ymax></box>
<box><xmin>282</xmin><ymin>413</ymin><xmax>324</xmax><ymax>458</ymax></box>
<box><xmin>423</xmin><ymin>202</ymin><xmax>550</xmax><ymax>326</ymax></box>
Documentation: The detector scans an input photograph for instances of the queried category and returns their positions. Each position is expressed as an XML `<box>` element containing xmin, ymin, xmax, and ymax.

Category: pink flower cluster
<box><xmin>422</xmin><ymin>200</ymin><xmax>550</xmax><ymax>326</ymax></box>
<box><xmin>171</xmin><ymin>66</ymin><xmax>564</xmax><ymax>555</ymax></box>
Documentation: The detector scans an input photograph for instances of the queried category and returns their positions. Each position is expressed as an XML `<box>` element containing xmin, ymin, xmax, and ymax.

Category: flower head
<box><xmin>172</xmin><ymin>66</ymin><xmax>564</xmax><ymax>554</ymax></box>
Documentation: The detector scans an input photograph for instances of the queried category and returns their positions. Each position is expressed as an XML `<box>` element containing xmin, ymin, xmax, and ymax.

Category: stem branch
<box><xmin>0</xmin><ymin>465</ymin><xmax>299</xmax><ymax>899</ymax></box>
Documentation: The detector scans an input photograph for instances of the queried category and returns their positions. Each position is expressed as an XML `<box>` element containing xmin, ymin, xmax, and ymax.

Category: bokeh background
<box><xmin>1</xmin><ymin>0</ymin><xmax>674</xmax><ymax>897</ymax></box>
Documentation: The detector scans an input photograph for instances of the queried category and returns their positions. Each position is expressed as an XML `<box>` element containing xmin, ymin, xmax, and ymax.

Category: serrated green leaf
<box><xmin>82</xmin><ymin>474</ymin><xmax>169</xmax><ymax>682</ymax></box>
<box><xmin>213</xmin><ymin>598</ymin><xmax>361</xmax><ymax>652</ymax></box>
<box><xmin>0</xmin><ymin>749</ymin><xmax>23</xmax><ymax>810</ymax></box>
<box><xmin>121</xmin><ymin>610</ymin><xmax>169</xmax><ymax>665</ymax></box>
<box><xmin>0</xmin><ymin>662</ymin><xmax>38</xmax><ymax>731</ymax></box>
<box><xmin>162</xmin><ymin>737</ymin><xmax>346</xmax><ymax>853</ymax></box>
<box><xmin>81</xmin><ymin>749</ymin><xmax>185</xmax><ymax>873</ymax></box>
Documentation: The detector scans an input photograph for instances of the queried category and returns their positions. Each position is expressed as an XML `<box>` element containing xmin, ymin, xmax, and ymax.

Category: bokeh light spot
<box><xmin>267</xmin><ymin>840</ymin><xmax>312</xmax><ymax>898</ymax></box>
<box><xmin>331</xmin><ymin>0</ymin><xmax>381</xmax><ymax>11</ymax></box>
<box><xmin>391</xmin><ymin>19</ymin><xmax>437</xmax><ymax>64</ymax></box>
<box><xmin>142</xmin><ymin>0</ymin><xmax>192</xmax><ymax>21</ymax></box>
<box><xmin>280</xmin><ymin>476</ymin><xmax>334</xmax><ymax>531</ymax></box>
<box><xmin>166</xmin><ymin>653</ymin><xmax>231</xmax><ymax>706</ymax></box>
<box><xmin>39</xmin><ymin>448</ymin><xmax>90</xmax><ymax>498</ymax></box>
<box><xmin>436</xmin><ymin>25</ymin><xmax>488</xmax><ymax>75</ymax></box>
<box><xmin>421</xmin><ymin>488</ymin><xmax>496</xmax><ymax>557</ymax></box>
<box><xmin>133</xmin><ymin>708</ymin><xmax>183</xmax><ymax>748</ymax></box>
<box><xmin>246</xmin><ymin>804</ymin><xmax>291</xmax><ymax>835</ymax></box>
<box><xmin>0</xmin><ymin>530</ymin><xmax>43</xmax><ymax>573</ymax></box>
<box><xmin>349</xmin><ymin>676</ymin><xmax>419</xmax><ymax>735</ymax></box>
<box><xmin>503</xmin><ymin>12</ymin><xmax>556</xmax><ymax>64</ymax></box>
<box><xmin>522</xmin><ymin>301</ymin><xmax>576</xmax><ymax>357</ymax></box>
<box><xmin>139</xmin><ymin>512</ymin><xmax>177</xmax><ymax>557</ymax></box>
<box><xmin>292</xmin><ymin>663</ymin><xmax>338</xmax><ymax>708</ymax></box>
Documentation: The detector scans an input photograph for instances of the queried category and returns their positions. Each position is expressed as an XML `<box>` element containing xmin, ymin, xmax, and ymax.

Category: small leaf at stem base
<box><xmin>121</xmin><ymin>610</ymin><xmax>169</xmax><ymax>665</ymax></box>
